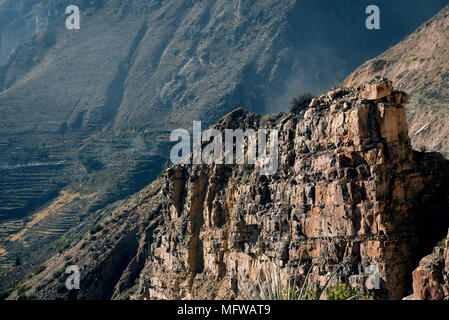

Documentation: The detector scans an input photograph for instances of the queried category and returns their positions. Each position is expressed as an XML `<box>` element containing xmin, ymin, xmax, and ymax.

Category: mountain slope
<box><xmin>344</xmin><ymin>4</ymin><xmax>449</xmax><ymax>155</ymax></box>
<box><xmin>1</xmin><ymin>0</ymin><xmax>449</xmax><ymax>271</ymax></box>
<box><xmin>0</xmin><ymin>0</ymin><xmax>44</xmax><ymax>64</ymax></box>
<box><xmin>7</xmin><ymin>81</ymin><xmax>449</xmax><ymax>300</ymax></box>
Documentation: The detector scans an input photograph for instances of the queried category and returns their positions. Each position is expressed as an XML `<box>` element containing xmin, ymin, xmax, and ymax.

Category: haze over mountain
<box><xmin>344</xmin><ymin>4</ymin><xmax>449</xmax><ymax>156</ymax></box>
<box><xmin>0</xmin><ymin>0</ymin><xmax>40</xmax><ymax>63</ymax></box>
<box><xmin>1</xmin><ymin>0</ymin><xmax>448</xmax><ymax>272</ymax></box>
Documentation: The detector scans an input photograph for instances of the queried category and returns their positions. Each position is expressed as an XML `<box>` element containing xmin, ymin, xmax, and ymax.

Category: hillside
<box><xmin>344</xmin><ymin>4</ymin><xmax>449</xmax><ymax>156</ymax></box>
<box><xmin>0</xmin><ymin>0</ymin><xmax>44</xmax><ymax>64</ymax></box>
<box><xmin>6</xmin><ymin>80</ymin><xmax>449</xmax><ymax>300</ymax></box>
<box><xmin>1</xmin><ymin>0</ymin><xmax>449</xmax><ymax>283</ymax></box>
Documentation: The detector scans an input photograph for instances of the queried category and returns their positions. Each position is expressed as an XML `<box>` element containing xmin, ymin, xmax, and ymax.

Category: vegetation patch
<box><xmin>90</xmin><ymin>223</ymin><xmax>103</xmax><ymax>235</ymax></box>
<box><xmin>438</xmin><ymin>237</ymin><xmax>448</xmax><ymax>247</ymax></box>
<box><xmin>290</xmin><ymin>91</ymin><xmax>313</xmax><ymax>114</ymax></box>
<box><xmin>240</xmin><ymin>260</ymin><xmax>370</xmax><ymax>300</ymax></box>
<box><xmin>78</xmin><ymin>154</ymin><xmax>104</xmax><ymax>173</ymax></box>
<box><xmin>55</xmin><ymin>238</ymin><xmax>72</xmax><ymax>253</ymax></box>
<box><xmin>327</xmin><ymin>281</ymin><xmax>367</xmax><ymax>300</ymax></box>
<box><xmin>17</xmin><ymin>284</ymin><xmax>30</xmax><ymax>296</ymax></box>
<box><xmin>33</xmin><ymin>264</ymin><xmax>46</xmax><ymax>275</ymax></box>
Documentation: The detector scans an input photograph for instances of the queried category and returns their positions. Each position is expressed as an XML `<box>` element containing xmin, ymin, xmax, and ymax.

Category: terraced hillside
<box><xmin>1</xmin><ymin>0</ymin><xmax>448</xmax><ymax>271</ymax></box>
<box><xmin>0</xmin><ymin>164</ymin><xmax>67</xmax><ymax>219</ymax></box>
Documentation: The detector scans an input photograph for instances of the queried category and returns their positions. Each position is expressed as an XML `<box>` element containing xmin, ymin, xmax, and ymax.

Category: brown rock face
<box><xmin>10</xmin><ymin>81</ymin><xmax>449</xmax><ymax>300</ymax></box>
<box><xmin>136</xmin><ymin>81</ymin><xmax>449</xmax><ymax>300</ymax></box>
<box><xmin>357</xmin><ymin>79</ymin><xmax>393</xmax><ymax>101</ymax></box>
<box><xmin>408</xmin><ymin>229</ymin><xmax>449</xmax><ymax>300</ymax></box>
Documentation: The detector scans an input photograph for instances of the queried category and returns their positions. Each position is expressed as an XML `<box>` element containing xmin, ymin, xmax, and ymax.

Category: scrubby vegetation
<box><xmin>336</xmin><ymin>83</ymin><xmax>352</xmax><ymax>90</ymax></box>
<box><xmin>240</xmin><ymin>261</ymin><xmax>369</xmax><ymax>300</ymax></box>
<box><xmin>55</xmin><ymin>238</ymin><xmax>72</xmax><ymax>253</ymax></box>
<box><xmin>438</xmin><ymin>237</ymin><xmax>448</xmax><ymax>247</ymax></box>
<box><xmin>90</xmin><ymin>223</ymin><xmax>104</xmax><ymax>235</ymax></box>
<box><xmin>33</xmin><ymin>264</ymin><xmax>46</xmax><ymax>275</ymax></box>
<box><xmin>77</xmin><ymin>154</ymin><xmax>104</xmax><ymax>173</ymax></box>
<box><xmin>156</xmin><ymin>168</ymin><xmax>166</xmax><ymax>180</ymax></box>
<box><xmin>156</xmin><ymin>160</ymin><xmax>170</xmax><ymax>180</ymax></box>
<box><xmin>289</xmin><ymin>91</ymin><xmax>313</xmax><ymax>114</ymax></box>
<box><xmin>16</xmin><ymin>284</ymin><xmax>29</xmax><ymax>296</ymax></box>
<box><xmin>327</xmin><ymin>281</ymin><xmax>367</xmax><ymax>300</ymax></box>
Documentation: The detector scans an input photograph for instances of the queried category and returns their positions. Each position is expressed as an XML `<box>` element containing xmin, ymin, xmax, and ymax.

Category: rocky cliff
<box><xmin>343</xmin><ymin>4</ymin><xmax>449</xmax><ymax>300</ymax></box>
<box><xmin>142</xmin><ymin>80</ymin><xmax>449</xmax><ymax>300</ymax></box>
<box><xmin>406</xmin><ymin>229</ymin><xmax>449</xmax><ymax>300</ymax></box>
<box><xmin>2</xmin><ymin>0</ymin><xmax>449</xmax><ymax>272</ymax></box>
<box><xmin>7</xmin><ymin>80</ymin><xmax>449</xmax><ymax>300</ymax></box>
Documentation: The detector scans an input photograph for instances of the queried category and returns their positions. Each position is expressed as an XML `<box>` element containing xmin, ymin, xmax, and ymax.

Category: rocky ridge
<box><xmin>2</xmin><ymin>0</ymin><xmax>449</xmax><ymax>273</ymax></box>
<box><xmin>342</xmin><ymin>4</ymin><xmax>449</xmax><ymax>299</ymax></box>
<box><xmin>405</xmin><ymin>229</ymin><xmax>449</xmax><ymax>300</ymax></box>
<box><xmin>6</xmin><ymin>80</ymin><xmax>449</xmax><ymax>300</ymax></box>
<box><xmin>142</xmin><ymin>80</ymin><xmax>449</xmax><ymax>300</ymax></box>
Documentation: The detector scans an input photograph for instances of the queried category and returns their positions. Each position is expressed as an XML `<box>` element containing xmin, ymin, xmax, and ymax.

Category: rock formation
<box><xmin>140</xmin><ymin>80</ymin><xmax>449</xmax><ymax>300</ymax></box>
<box><xmin>405</xmin><ymin>229</ymin><xmax>449</xmax><ymax>300</ymax></box>
<box><xmin>344</xmin><ymin>4</ymin><xmax>449</xmax><ymax>156</ymax></box>
<box><xmin>7</xmin><ymin>80</ymin><xmax>449</xmax><ymax>300</ymax></box>
<box><xmin>2</xmin><ymin>0</ymin><xmax>448</xmax><ymax>274</ymax></box>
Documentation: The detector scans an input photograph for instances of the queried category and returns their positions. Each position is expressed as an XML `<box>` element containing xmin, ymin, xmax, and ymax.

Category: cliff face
<box><xmin>2</xmin><ymin>0</ymin><xmax>449</xmax><ymax>271</ymax></box>
<box><xmin>141</xmin><ymin>80</ymin><xmax>449</xmax><ymax>300</ymax></box>
<box><xmin>407</xmin><ymin>229</ymin><xmax>449</xmax><ymax>300</ymax></box>
<box><xmin>8</xmin><ymin>81</ymin><xmax>449</xmax><ymax>300</ymax></box>
<box><xmin>341</xmin><ymin>4</ymin><xmax>449</xmax><ymax>300</ymax></box>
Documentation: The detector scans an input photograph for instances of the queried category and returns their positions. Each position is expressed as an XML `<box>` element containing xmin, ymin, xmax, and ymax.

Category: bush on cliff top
<box><xmin>289</xmin><ymin>91</ymin><xmax>313</xmax><ymax>114</ymax></box>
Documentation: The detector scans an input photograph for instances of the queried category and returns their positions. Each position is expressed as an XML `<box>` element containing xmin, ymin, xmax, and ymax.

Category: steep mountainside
<box><xmin>1</xmin><ymin>0</ymin><xmax>449</xmax><ymax>272</ymax></box>
<box><xmin>0</xmin><ymin>0</ymin><xmax>44</xmax><ymax>64</ymax></box>
<box><xmin>344</xmin><ymin>4</ymin><xmax>449</xmax><ymax>155</ymax></box>
<box><xmin>7</xmin><ymin>80</ymin><xmax>449</xmax><ymax>300</ymax></box>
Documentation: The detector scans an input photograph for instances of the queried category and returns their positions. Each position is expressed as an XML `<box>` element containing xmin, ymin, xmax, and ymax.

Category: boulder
<box><xmin>358</xmin><ymin>80</ymin><xmax>393</xmax><ymax>100</ymax></box>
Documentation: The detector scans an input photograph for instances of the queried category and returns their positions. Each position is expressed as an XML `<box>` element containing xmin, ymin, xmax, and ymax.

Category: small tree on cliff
<box><xmin>289</xmin><ymin>91</ymin><xmax>313</xmax><ymax>114</ymax></box>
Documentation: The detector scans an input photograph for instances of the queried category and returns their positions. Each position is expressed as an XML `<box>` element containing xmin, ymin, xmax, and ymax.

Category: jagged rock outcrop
<box><xmin>2</xmin><ymin>0</ymin><xmax>449</xmax><ymax>273</ymax></box>
<box><xmin>7</xmin><ymin>80</ymin><xmax>449</xmax><ymax>300</ymax></box>
<box><xmin>138</xmin><ymin>80</ymin><xmax>449</xmax><ymax>300</ymax></box>
<box><xmin>404</xmin><ymin>229</ymin><xmax>449</xmax><ymax>300</ymax></box>
<box><xmin>344</xmin><ymin>4</ymin><xmax>449</xmax><ymax>156</ymax></box>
